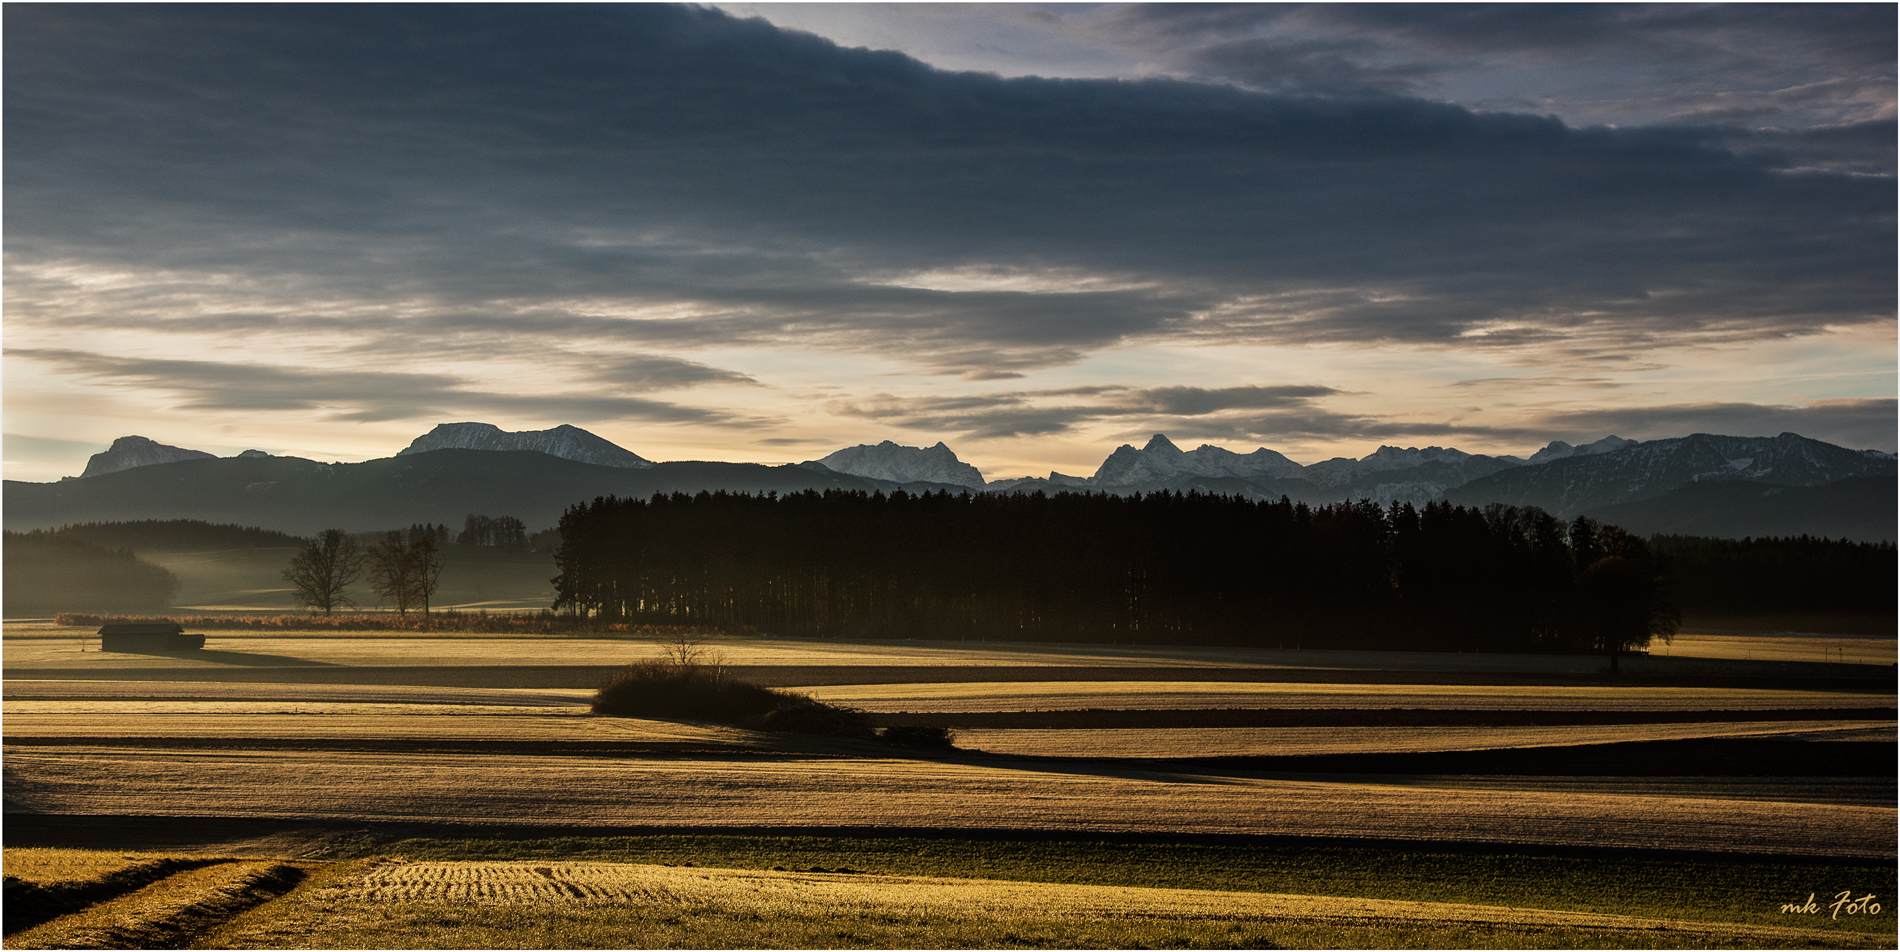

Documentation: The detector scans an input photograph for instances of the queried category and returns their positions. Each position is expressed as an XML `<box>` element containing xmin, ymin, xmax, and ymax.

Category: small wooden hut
<box><xmin>97</xmin><ymin>623</ymin><xmax>205</xmax><ymax>652</ymax></box>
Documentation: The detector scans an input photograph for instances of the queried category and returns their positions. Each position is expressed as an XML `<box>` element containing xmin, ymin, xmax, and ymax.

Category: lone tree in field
<box><xmin>283</xmin><ymin>528</ymin><xmax>364</xmax><ymax>614</ymax></box>
<box><xmin>1566</xmin><ymin>518</ymin><xmax>1678</xmax><ymax>673</ymax></box>
<box><xmin>365</xmin><ymin>528</ymin><xmax>446</xmax><ymax>615</ymax></box>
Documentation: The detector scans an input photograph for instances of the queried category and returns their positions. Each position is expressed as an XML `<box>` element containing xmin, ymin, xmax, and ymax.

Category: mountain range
<box><xmin>10</xmin><ymin>423</ymin><xmax>1894</xmax><ymax>541</ymax></box>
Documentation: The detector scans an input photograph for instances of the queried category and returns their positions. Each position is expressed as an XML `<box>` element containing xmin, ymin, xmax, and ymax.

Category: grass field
<box><xmin>1</xmin><ymin>846</ymin><xmax>1886</xmax><ymax>950</ymax></box>
<box><xmin>3</xmin><ymin>708</ymin><xmax>1885</xmax><ymax>754</ymax></box>
<box><xmin>238</xmin><ymin>858</ymin><xmax>1872</xmax><ymax>949</ymax></box>
<box><xmin>5</xmin><ymin>857</ymin><xmax>306</xmax><ymax>949</ymax></box>
<box><xmin>953</xmin><ymin>721</ymin><xmax>1895</xmax><ymax>757</ymax></box>
<box><xmin>800</xmin><ymin>679</ymin><xmax>1896</xmax><ymax>713</ymax></box>
<box><xmin>8</xmin><ymin>744</ymin><xmax>1892</xmax><ymax>859</ymax></box>
<box><xmin>5</xmin><ymin>620</ymin><xmax>1893</xmax><ymax>948</ymax></box>
<box><xmin>1664</xmin><ymin>633</ymin><xmax>1897</xmax><ymax>666</ymax></box>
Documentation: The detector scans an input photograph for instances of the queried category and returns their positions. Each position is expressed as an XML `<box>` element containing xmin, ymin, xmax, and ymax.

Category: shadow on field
<box><xmin>101</xmin><ymin>648</ymin><xmax>336</xmax><ymax>667</ymax></box>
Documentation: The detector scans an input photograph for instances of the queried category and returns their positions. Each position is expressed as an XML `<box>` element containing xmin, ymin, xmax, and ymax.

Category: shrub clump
<box><xmin>876</xmin><ymin>724</ymin><xmax>957</xmax><ymax>750</ymax></box>
<box><xmin>592</xmin><ymin>661</ymin><xmax>877</xmax><ymax>740</ymax></box>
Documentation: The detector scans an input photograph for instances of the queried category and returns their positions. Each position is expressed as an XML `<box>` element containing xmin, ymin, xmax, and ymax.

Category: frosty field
<box><xmin>798</xmin><ymin>679</ymin><xmax>1896</xmax><ymax>713</ymax></box>
<box><xmin>8</xmin><ymin>743</ymin><xmax>1892</xmax><ymax>859</ymax></box>
<box><xmin>9</xmin><ymin>620</ymin><xmax>1891</xmax><ymax>677</ymax></box>
<box><xmin>5</xmin><ymin>621</ymin><xmax>1893</xmax><ymax>948</ymax></box>
<box><xmin>954</xmin><ymin>721</ymin><xmax>1896</xmax><ymax>758</ymax></box>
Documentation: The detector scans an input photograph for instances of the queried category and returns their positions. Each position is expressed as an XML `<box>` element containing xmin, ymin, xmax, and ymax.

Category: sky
<box><xmin>5</xmin><ymin>3</ymin><xmax>1895</xmax><ymax>484</ymax></box>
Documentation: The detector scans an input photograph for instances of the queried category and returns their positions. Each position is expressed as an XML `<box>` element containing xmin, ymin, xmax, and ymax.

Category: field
<box><xmin>4</xmin><ymin>618</ymin><xmax>1893</xmax><ymax>948</ymax></box>
<box><xmin>141</xmin><ymin>545</ymin><xmax>558</xmax><ymax>613</ymax></box>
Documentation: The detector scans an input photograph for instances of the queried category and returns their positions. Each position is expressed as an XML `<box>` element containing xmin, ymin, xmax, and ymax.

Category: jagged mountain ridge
<box><xmin>79</xmin><ymin>436</ymin><xmax>216</xmax><ymax>478</ymax></box>
<box><xmin>396</xmin><ymin>422</ymin><xmax>652</xmax><ymax>469</ymax></box>
<box><xmin>811</xmin><ymin>440</ymin><xmax>986</xmax><ymax>488</ymax></box>
<box><xmin>996</xmin><ymin>434</ymin><xmax>1529</xmax><ymax>506</ymax></box>
<box><xmin>1091</xmin><ymin>434</ymin><xmax>1305</xmax><ymax>485</ymax></box>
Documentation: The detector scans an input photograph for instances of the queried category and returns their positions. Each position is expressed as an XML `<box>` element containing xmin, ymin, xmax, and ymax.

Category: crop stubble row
<box><xmin>323</xmin><ymin>859</ymin><xmax>1861</xmax><ymax>948</ymax></box>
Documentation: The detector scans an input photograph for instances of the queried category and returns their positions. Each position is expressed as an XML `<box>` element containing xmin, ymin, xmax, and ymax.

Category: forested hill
<box><xmin>1</xmin><ymin>450</ymin><xmax>932</xmax><ymax>536</ymax></box>
<box><xmin>17</xmin><ymin>519</ymin><xmax>304</xmax><ymax>551</ymax></box>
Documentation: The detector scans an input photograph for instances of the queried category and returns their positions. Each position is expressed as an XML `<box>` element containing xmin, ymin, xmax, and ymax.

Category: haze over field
<box><xmin>4</xmin><ymin>4</ymin><xmax>1894</xmax><ymax>483</ymax></box>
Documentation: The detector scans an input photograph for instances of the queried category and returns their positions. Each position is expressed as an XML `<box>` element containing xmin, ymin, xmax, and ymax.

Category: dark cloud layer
<box><xmin>835</xmin><ymin>382</ymin><xmax>1897</xmax><ymax>455</ymax></box>
<box><xmin>6</xmin><ymin>3</ymin><xmax>1892</xmax><ymax>378</ymax></box>
<box><xmin>1536</xmin><ymin>398</ymin><xmax>1898</xmax><ymax>451</ymax></box>
<box><xmin>14</xmin><ymin>349</ymin><xmax>755</xmax><ymax>426</ymax></box>
<box><xmin>1094</xmin><ymin>5</ymin><xmax>1896</xmax><ymax>137</ymax></box>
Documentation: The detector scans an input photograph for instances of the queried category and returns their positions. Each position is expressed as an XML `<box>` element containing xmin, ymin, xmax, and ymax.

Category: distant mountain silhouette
<box><xmin>1444</xmin><ymin>432</ymin><xmax>1895</xmax><ymax>516</ymax></box>
<box><xmin>4</xmin><ymin>450</ymin><xmax>893</xmax><ymax>535</ymax></box>
<box><xmin>11</xmin><ymin>426</ymin><xmax>1892</xmax><ymax>540</ymax></box>
<box><xmin>1581</xmin><ymin>476</ymin><xmax>1896</xmax><ymax>543</ymax></box>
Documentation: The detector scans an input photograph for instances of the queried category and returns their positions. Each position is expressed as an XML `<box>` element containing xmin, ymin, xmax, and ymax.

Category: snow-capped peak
<box><xmin>396</xmin><ymin>422</ymin><xmax>653</xmax><ymax>468</ymax></box>
<box><xmin>813</xmin><ymin>440</ymin><xmax>986</xmax><ymax>488</ymax></box>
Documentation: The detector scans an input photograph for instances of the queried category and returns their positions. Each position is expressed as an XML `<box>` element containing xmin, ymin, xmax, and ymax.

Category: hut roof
<box><xmin>97</xmin><ymin>623</ymin><xmax>184</xmax><ymax>636</ymax></box>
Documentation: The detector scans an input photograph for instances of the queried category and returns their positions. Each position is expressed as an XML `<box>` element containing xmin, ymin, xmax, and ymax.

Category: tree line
<box><xmin>551</xmin><ymin>489</ymin><xmax>1679</xmax><ymax>660</ymax></box>
<box><xmin>283</xmin><ymin>523</ymin><xmax>445</xmax><ymax>614</ymax></box>
<box><xmin>1649</xmin><ymin>534</ymin><xmax>1895</xmax><ymax>616</ymax></box>
<box><xmin>281</xmin><ymin>512</ymin><xmax>538</xmax><ymax>614</ymax></box>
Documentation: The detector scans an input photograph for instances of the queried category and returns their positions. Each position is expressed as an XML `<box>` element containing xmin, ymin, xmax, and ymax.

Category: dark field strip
<box><xmin>1138</xmin><ymin>739</ymin><xmax>1898</xmax><ymax>778</ymax></box>
<box><xmin>873</xmin><ymin>707</ymin><xmax>1900</xmax><ymax>729</ymax></box>
<box><xmin>8</xmin><ymin>664</ymin><xmax>1894</xmax><ymax>691</ymax></box>
<box><xmin>7</xmin><ymin>735</ymin><xmax>1892</xmax><ymax>777</ymax></box>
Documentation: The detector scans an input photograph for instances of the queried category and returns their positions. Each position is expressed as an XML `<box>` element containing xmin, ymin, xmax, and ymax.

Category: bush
<box><xmin>878</xmin><ymin>724</ymin><xmax>957</xmax><ymax>749</ymax></box>
<box><xmin>592</xmin><ymin>661</ymin><xmax>876</xmax><ymax>739</ymax></box>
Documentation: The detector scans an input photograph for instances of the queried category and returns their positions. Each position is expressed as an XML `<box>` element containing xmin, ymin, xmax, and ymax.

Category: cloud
<box><xmin>838</xmin><ymin>382</ymin><xmax>1900</xmax><ymax>457</ymax></box>
<box><xmin>12</xmin><ymin>348</ymin><xmax>762</xmax><ymax>427</ymax></box>
<box><xmin>831</xmin><ymin>384</ymin><xmax>1347</xmax><ymax>440</ymax></box>
<box><xmin>5</xmin><ymin>3</ymin><xmax>1891</xmax><ymax>382</ymax></box>
<box><xmin>582</xmin><ymin>353</ymin><xmax>760</xmax><ymax>389</ymax></box>
<box><xmin>1068</xmin><ymin>5</ymin><xmax>1895</xmax><ymax>178</ymax></box>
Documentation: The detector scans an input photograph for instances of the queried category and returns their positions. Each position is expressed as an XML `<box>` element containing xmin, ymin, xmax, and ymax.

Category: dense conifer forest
<box><xmin>552</xmin><ymin>490</ymin><xmax>1674</xmax><ymax>654</ymax></box>
<box><xmin>1650</xmin><ymin>534</ymin><xmax>1895</xmax><ymax>616</ymax></box>
<box><xmin>17</xmin><ymin>519</ymin><xmax>304</xmax><ymax>551</ymax></box>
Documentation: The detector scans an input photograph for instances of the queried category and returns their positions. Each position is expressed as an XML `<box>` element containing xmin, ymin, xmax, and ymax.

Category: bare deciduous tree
<box><xmin>366</xmin><ymin>529</ymin><xmax>445</xmax><ymax>615</ymax></box>
<box><xmin>282</xmin><ymin>529</ymin><xmax>363</xmax><ymax>614</ymax></box>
